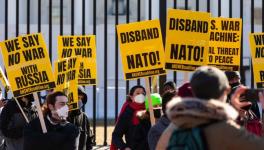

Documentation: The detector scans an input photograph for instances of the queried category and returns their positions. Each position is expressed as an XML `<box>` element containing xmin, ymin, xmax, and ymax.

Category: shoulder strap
<box><xmin>196</xmin><ymin>120</ymin><xmax>219</xmax><ymax>150</ymax></box>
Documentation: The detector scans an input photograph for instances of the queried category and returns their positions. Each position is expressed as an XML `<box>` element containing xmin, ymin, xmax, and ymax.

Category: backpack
<box><xmin>167</xmin><ymin>123</ymin><xmax>212</xmax><ymax>150</ymax></box>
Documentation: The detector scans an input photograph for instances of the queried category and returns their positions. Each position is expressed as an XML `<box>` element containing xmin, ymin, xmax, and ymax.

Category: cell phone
<box><xmin>244</xmin><ymin>89</ymin><xmax>263</xmax><ymax>102</ymax></box>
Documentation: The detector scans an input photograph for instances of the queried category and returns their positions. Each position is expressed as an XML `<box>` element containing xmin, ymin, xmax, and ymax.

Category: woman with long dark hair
<box><xmin>111</xmin><ymin>85</ymin><xmax>147</xmax><ymax>150</ymax></box>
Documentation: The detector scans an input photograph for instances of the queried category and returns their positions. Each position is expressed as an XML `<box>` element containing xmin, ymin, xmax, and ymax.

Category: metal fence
<box><xmin>0</xmin><ymin>0</ymin><xmax>262</xmax><ymax>145</ymax></box>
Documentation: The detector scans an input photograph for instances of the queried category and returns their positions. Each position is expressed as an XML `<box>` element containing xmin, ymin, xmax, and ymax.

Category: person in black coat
<box><xmin>23</xmin><ymin>91</ymin><xmax>79</xmax><ymax>150</ymax></box>
<box><xmin>68</xmin><ymin>86</ymin><xmax>93</xmax><ymax>150</ymax></box>
<box><xmin>111</xmin><ymin>85</ymin><xmax>147</xmax><ymax>150</ymax></box>
<box><xmin>0</xmin><ymin>94</ymin><xmax>37</xmax><ymax>150</ymax></box>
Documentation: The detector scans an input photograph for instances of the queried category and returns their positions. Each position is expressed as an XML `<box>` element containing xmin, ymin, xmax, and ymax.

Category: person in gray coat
<box><xmin>147</xmin><ymin>90</ymin><xmax>177</xmax><ymax>150</ymax></box>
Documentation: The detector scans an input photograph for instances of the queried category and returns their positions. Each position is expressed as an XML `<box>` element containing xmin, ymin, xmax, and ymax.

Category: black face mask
<box><xmin>230</xmin><ymin>82</ymin><xmax>240</xmax><ymax>89</ymax></box>
<box><xmin>153</xmin><ymin>109</ymin><xmax>161</xmax><ymax>118</ymax></box>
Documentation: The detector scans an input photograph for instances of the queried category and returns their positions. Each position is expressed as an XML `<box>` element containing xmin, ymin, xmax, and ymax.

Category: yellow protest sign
<box><xmin>0</xmin><ymin>33</ymin><xmax>55</xmax><ymax>97</ymax></box>
<box><xmin>117</xmin><ymin>20</ymin><xmax>166</xmax><ymax>80</ymax></box>
<box><xmin>165</xmin><ymin>9</ymin><xmax>210</xmax><ymax>71</ymax></box>
<box><xmin>0</xmin><ymin>67</ymin><xmax>10</xmax><ymax>90</ymax></box>
<box><xmin>54</xmin><ymin>57</ymin><xmax>79</xmax><ymax>110</ymax></box>
<box><xmin>58</xmin><ymin>35</ymin><xmax>97</xmax><ymax>85</ymax></box>
<box><xmin>208</xmin><ymin>18</ymin><xmax>242</xmax><ymax>71</ymax></box>
<box><xmin>249</xmin><ymin>33</ymin><xmax>264</xmax><ymax>88</ymax></box>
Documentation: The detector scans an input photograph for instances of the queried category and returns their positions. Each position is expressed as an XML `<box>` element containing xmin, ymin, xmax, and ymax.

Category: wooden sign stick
<box><xmin>33</xmin><ymin>92</ymin><xmax>47</xmax><ymax>133</ymax></box>
<box><xmin>145</xmin><ymin>77</ymin><xmax>155</xmax><ymax>126</ymax></box>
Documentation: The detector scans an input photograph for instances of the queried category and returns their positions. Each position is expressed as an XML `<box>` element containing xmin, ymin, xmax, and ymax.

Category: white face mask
<box><xmin>134</xmin><ymin>94</ymin><xmax>145</xmax><ymax>104</ymax></box>
<box><xmin>56</xmin><ymin>105</ymin><xmax>69</xmax><ymax>120</ymax></box>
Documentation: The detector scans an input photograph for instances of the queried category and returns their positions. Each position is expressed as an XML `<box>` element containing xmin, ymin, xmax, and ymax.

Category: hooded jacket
<box><xmin>156</xmin><ymin>97</ymin><xmax>264</xmax><ymax>150</ymax></box>
<box><xmin>67</xmin><ymin>86</ymin><xmax>93</xmax><ymax>150</ymax></box>
<box><xmin>148</xmin><ymin>115</ymin><xmax>170</xmax><ymax>150</ymax></box>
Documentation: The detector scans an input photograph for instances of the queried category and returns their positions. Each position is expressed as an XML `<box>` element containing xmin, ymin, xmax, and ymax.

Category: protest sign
<box><xmin>117</xmin><ymin>20</ymin><xmax>166</xmax><ymax>80</ymax></box>
<box><xmin>165</xmin><ymin>9</ymin><xmax>211</xmax><ymax>71</ymax></box>
<box><xmin>208</xmin><ymin>17</ymin><xmax>242</xmax><ymax>71</ymax></box>
<box><xmin>58</xmin><ymin>35</ymin><xmax>97</xmax><ymax>85</ymax></box>
<box><xmin>0</xmin><ymin>33</ymin><xmax>55</xmax><ymax>97</ymax></box>
<box><xmin>249</xmin><ymin>33</ymin><xmax>264</xmax><ymax>88</ymax></box>
<box><xmin>54</xmin><ymin>57</ymin><xmax>79</xmax><ymax>110</ymax></box>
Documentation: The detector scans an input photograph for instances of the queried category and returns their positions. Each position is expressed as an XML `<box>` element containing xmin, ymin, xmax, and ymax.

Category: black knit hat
<box><xmin>225</xmin><ymin>71</ymin><xmax>240</xmax><ymax>81</ymax></box>
<box><xmin>163</xmin><ymin>81</ymin><xmax>177</xmax><ymax>90</ymax></box>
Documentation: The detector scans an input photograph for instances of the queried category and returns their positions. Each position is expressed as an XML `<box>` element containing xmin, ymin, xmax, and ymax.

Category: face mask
<box><xmin>134</xmin><ymin>94</ymin><xmax>145</xmax><ymax>104</ymax></box>
<box><xmin>153</xmin><ymin>108</ymin><xmax>161</xmax><ymax>118</ymax></box>
<box><xmin>230</xmin><ymin>82</ymin><xmax>240</xmax><ymax>89</ymax></box>
<box><xmin>56</xmin><ymin>105</ymin><xmax>69</xmax><ymax>120</ymax></box>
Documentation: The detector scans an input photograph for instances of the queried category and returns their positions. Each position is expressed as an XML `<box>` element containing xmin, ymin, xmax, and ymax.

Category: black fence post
<box><xmin>173</xmin><ymin>0</ymin><xmax>177</xmax><ymax>84</ymax></box>
<box><xmin>38</xmin><ymin>0</ymin><xmax>41</xmax><ymax>33</ymax></box>
<box><xmin>103</xmin><ymin>0</ymin><xmax>108</xmax><ymax>146</ymax></box>
<box><xmin>137</xmin><ymin>0</ymin><xmax>141</xmax><ymax>86</ymax></box>
<box><xmin>27</xmin><ymin>0</ymin><xmax>30</xmax><ymax>34</ymax></box>
<box><xmin>16</xmin><ymin>0</ymin><xmax>19</xmax><ymax>37</ymax></box>
<box><xmin>240</xmin><ymin>0</ymin><xmax>245</xmax><ymax>85</ymax></box>
<box><xmin>126</xmin><ymin>0</ymin><xmax>130</xmax><ymax>95</ymax></box>
<box><xmin>158</xmin><ymin>0</ymin><xmax>167</xmax><ymax>94</ymax></box>
<box><xmin>251</xmin><ymin>0</ymin><xmax>254</xmax><ymax>88</ymax></box>
<box><xmin>92</xmin><ymin>0</ymin><xmax>97</xmax><ymax>145</ymax></box>
<box><xmin>115</xmin><ymin>0</ymin><xmax>119</xmax><ymax>122</ymax></box>
<box><xmin>4</xmin><ymin>0</ymin><xmax>8</xmax><ymax>98</ymax></box>
<box><xmin>49</xmin><ymin>0</ymin><xmax>52</xmax><ymax>62</ymax></box>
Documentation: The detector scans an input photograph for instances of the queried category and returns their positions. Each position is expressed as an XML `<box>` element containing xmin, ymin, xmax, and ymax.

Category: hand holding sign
<box><xmin>117</xmin><ymin>20</ymin><xmax>167</xmax><ymax>126</ymax></box>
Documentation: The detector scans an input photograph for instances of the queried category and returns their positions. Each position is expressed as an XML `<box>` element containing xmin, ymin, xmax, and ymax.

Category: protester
<box><xmin>23</xmin><ymin>91</ymin><xmax>79</xmax><ymax>150</ymax></box>
<box><xmin>111</xmin><ymin>85</ymin><xmax>146</xmax><ymax>150</ymax></box>
<box><xmin>131</xmin><ymin>93</ymin><xmax>162</xmax><ymax>150</ymax></box>
<box><xmin>0</xmin><ymin>94</ymin><xmax>37</xmax><ymax>150</ymax></box>
<box><xmin>144</xmin><ymin>93</ymin><xmax>163</xmax><ymax>120</ymax></box>
<box><xmin>118</xmin><ymin>85</ymin><xmax>147</xmax><ymax>115</ymax></box>
<box><xmin>225</xmin><ymin>71</ymin><xmax>262</xmax><ymax>136</ymax></box>
<box><xmin>225</xmin><ymin>71</ymin><xmax>241</xmax><ymax>89</ymax></box>
<box><xmin>162</xmin><ymin>81</ymin><xmax>177</xmax><ymax>95</ymax></box>
<box><xmin>68</xmin><ymin>86</ymin><xmax>93</xmax><ymax>150</ymax></box>
<box><xmin>156</xmin><ymin>66</ymin><xmax>264</xmax><ymax>150</ymax></box>
<box><xmin>148</xmin><ymin>90</ymin><xmax>177</xmax><ymax>150</ymax></box>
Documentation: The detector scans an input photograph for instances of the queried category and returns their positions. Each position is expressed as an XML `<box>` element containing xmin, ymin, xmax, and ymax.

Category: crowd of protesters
<box><xmin>0</xmin><ymin>66</ymin><xmax>264</xmax><ymax>150</ymax></box>
<box><xmin>0</xmin><ymin>86</ymin><xmax>94</xmax><ymax>150</ymax></box>
<box><xmin>110</xmin><ymin>66</ymin><xmax>264</xmax><ymax>150</ymax></box>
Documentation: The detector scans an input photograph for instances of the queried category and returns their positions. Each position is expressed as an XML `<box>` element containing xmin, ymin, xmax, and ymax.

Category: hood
<box><xmin>166</xmin><ymin>97</ymin><xmax>238</xmax><ymax>128</ymax></box>
<box><xmin>78</xmin><ymin>86</ymin><xmax>87</xmax><ymax>105</ymax></box>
